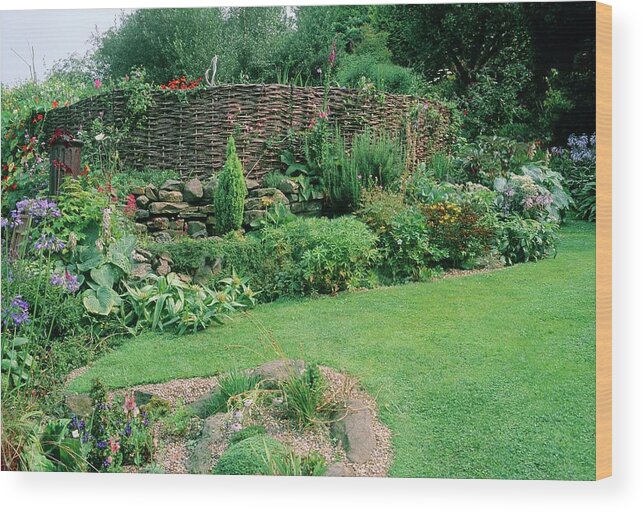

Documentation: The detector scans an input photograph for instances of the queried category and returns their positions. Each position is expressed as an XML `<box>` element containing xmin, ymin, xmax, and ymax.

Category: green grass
<box><xmin>70</xmin><ymin>221</ymin><xmax>596</xmax><ymax>480</ymax></box>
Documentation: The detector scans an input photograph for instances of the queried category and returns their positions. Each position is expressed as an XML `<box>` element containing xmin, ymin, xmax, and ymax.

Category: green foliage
<box><xmin>262</xmin><ymin>217</ymin><xmax>379</xmax><ymax>294</ymax></box>
<box><xmin>337</xmin><ymin>55</ymin><xmax>422</xmax><ymax>95</ymax></box>
<box><xmin>120</xmin><ymin>272</ymin><xmax>256</xmax><ymax>335</ymax></box>
<box><xmin>350</xmin><ymin>129</ymin><xmax>406</xmax><ymax>190</ymax></box>
<box><xmin>85</xmin><ymin>380</ymin><xmax>155</xmax><ymax>471</ymax></box>
<box><xmin>109</xmin><ymin>168</ymin><xmax>181</xmax><ymax>193</ymax></box>
<box><xmin>161</xmin><ymin>401</ymin><xmax>201</xmax><ymax>438</ymax></box>
<box><xmin>202</xmin><ymin>369</ymin><xmax>262</xmax><ymax>416</ymax></box>
<box><xmin>250</xmin><ymin>201</ymin><xmax>296</xmax><ymax>231</ymax></box>
<box><xmin>213</xmin><ymin>434</ymin><xmax>285</xmax><ymax>475</ymax></box>
<box><xmin>229</xmin><ymin>425</ymin><xmax>267</xmax><ymax>445</ymax></box>
<box><xmin>214</xmin><ymin>137</ymin><xmax>247</xmax><ymax>235</ymax></box>
<box><xmin>322</xmin><ymin>131</ymin><xmax>360</xmax><ymax>213</ymax></box>
<box><xmin>496</xmin><ymin>215</ymin><xmax>559</xmax><ymax>265</ymax></box>
<box><xmin>262</xmin><ymin>171</ymin><xmax>288</xmax><ymax>188</ymax></box>
<box><xmin>281</xmin><ymin>364</ymin><xmax>327</xmax><ymax>428</ymax></box>
<box><xmin>263</xmin><ymin>448</ymin><xmax>327</xmax><ymax>476</ymax></box>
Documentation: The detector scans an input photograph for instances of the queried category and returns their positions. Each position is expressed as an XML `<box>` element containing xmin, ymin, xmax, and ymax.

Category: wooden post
<box><xmin>49</xmin><ymin>138</ymin><xmax>84</xmax><ymax>195</ymax></box>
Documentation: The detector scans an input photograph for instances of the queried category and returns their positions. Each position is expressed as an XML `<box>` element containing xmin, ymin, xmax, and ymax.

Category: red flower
<box><xmin>463</xmin><ymin>109</ymin><xmax>468</xmax><ymax>116</ymax></box>
<box><xmin>52</xmin><ymin>100</ymin><xmax>59</xmax><ymax>108</ymax></box>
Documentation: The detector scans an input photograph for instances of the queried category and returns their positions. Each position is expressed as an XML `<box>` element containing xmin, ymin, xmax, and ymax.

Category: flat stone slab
<box><xmin>331</xmin><ymin>398</ymin><xmax>376</xmax><ymax>464</ymax></box>
<box><xmin>65</xmin><ymin>393</ymin><xmax>93</xmax><ymax>417</ymax></box>
<box><xmin>187</xmin><ymin>413</ymin><xmax>228</xmax><ymax>474</ymax></box>
<box><xmin>249</xmin><ymin>359</ymin><xmax>305</xmax><ymax>386</ymax></box>
<box><xmin>325</xmin><ymin>462</ymin><xmax>356</xmax><ymax>477</ymax></box>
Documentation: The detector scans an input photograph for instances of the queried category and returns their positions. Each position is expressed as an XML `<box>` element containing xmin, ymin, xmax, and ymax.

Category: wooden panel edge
<box><xmin>595</xmin><ymin>1</ymin><xmax>612</xmax><ymax>481</ymax></box>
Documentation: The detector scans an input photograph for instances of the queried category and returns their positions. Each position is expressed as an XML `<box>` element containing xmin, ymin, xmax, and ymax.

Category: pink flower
<box><xmin>108</xmin><ymin>437</ymin><xmax>120</xmax><ymax>454</ymax></box>
<box><xmin>329</xmin><ymin>41</ymin><xmax>337</xmax><ymax>66</ymax></box>
<box><xmin>94</xmin><ymin>78</ymin><xmax>102</xmax><ymax>89</ymax></box>
<box><xmin>123</xmin><ymin>393</ymin><xmax>139</xmax><ymax>417</ymax></box>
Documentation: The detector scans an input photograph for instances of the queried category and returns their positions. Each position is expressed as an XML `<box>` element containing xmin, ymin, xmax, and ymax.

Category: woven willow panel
<box><xmin>42</xmin><ymin>84</ymin><xmax>452</xmax><ymax>180</ymax></box>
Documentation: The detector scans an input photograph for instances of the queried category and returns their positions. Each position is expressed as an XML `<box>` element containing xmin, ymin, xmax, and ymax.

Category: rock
<box><xmin>131</xmin><ymin>186</ymin><xmax>146</xmax><ymax>196</ymax></box>
<box><xmin>290</xmin><ymin>200</ymin><xmax>322</xmax><ymax>215</ymax></box>
<box><xmin>160</xmin><ymin>179</ymin><xmax>183</xmax><ymax>192</ymax></box>
<box><xmin>149</xmin><ymin>217</ymin><xmax>170</xmax><ymax>231</ymax></box>
<box><xmin>133</xmin><ymin>391</ymin><xmax>154</xmax><ymax>407</ymax></box>
<box><xmin>135</xmin><ymin>209</ymin><xmax>150</xmax><ymax>220</ymax></box>
<box><xmin>206</xmin><ymin>215</ymin><xmax>216</xmax><ymax>226</ymax></box>
<box><xmin>331</xmin><ymin>398</ymin><xmax>376</xmax><ymax>464</ymax></box>
<box><xmin>131</xmin><ymin>262</ymin><xmax>152</xmax><ymax>278</ymax></box>
<box><xmin>145</xmin><ymin>184</ymin><xmax>159</xmax><ymax>201</ymax></box>
<box><xmin>211</xmin><ymin>258</ymin><xmax>222</xmax><ymax>275</ymax></box>
<box><xmin>158</xmin><ymin>251</ymin><xmax>174</xmax><ymax>265</ymax></box>
<box><xmin>156</xmin><ymin>258</ymin><xmax>171</xmax><ymax>276</ymax></box>
<box><xmin>193</xmin><ymin>265</ymin><xmax>213</xmax><ymax>286</ymax></box>
<box><xmin>203</xmin><ymin>176</ymin><xmax>218</xmax><ymax>201</ymax></box>
<box><xmin>136</xmin><ymin>195</ymin><xmax>150</xmax><ymax>207</ymax></box>
<box><xmin>325</xmin><ymin>462</ymin><xmax>356</xmax><ymax>477</ymax></box>
<box><xmin>183</xmin><ymin>178</ymin><xmax>204</xmax><ymax>202</ymax></box>
<box><xmin>198</xmin><ymin>204</ymin><xmax>215</xmax><ymax>214</ymax></box>
<box><xmin>158</xmin><ymin>189</ymin><xmax>183</xmax><ymax>202</ymax></box>
<box><xmin>245</xmin><ymin>177</ymin><xmax>261</xmax><ymax>191</ymax></box>
<box><xmin>134</xmin><ymin>223</ymin><xmax>148</xmax><ymax>234</ymax></box>
<box><xmin>252</xmin><ymin>188</ymin><xmax>289</xmax><ymax>205</ymax></box>
<box><xmin>187</xmin><ymin>221</ymin><xmax>207</xmax><ymax>237</ymax></box>
<box><xmin>244</xmin><ymin>197</ymin><xmax>270</xmax><ymax>211</ymax></box>
<box><xmin>149</xmin><ymin>202</ymin><xmax>189</xmax><ymax>215</ymax></box>
<box><xmin>154</xmin><ymin>231</ymin><xmax>174</xmax><ymax>243</ymax></box>
<box><xmin>65</xmin><ymin>393</ymin><xmax>93</xmax><ymax>418</ymax></box>
<box><xmin>177</xmin><ymin>273</ymin><xmax>192</xmax><ymax>283</ymax></box>
<box><xmin>243</xmin><ymin>209</ymin><xmax>266</xmax><ymax>226</ymax></box>
<box><xmin>250</xmin><ymin>359</ymin><xmax>305</xmax><ymax>386</ymax></box>
<box><xmin>311</xmin><ymin>189</ymin><xmax>325</xmax><ymax>200</ymax></box>
<box><xmin>189</xmin><ymin>388</ymin><xmax>220</xmax><ymax>418</ymax></box>
<box><xmin>187</xmin><ymin>413</ymin><xmax>228</xmax><ymax>474</ymax></box>
<box><xmin>277</xmin><ymin>179</ymin><xmax>300</xmax><ymax>195</ymax></box>
<box><xmin>132</xmin><ymin>249</ymin><xmax>153</xmax><ymax>262</ymax></box>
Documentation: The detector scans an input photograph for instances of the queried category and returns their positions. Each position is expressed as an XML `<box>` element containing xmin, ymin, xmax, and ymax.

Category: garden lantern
<box><xmin>49</xmin><ymin>134</ymin><xmax>83</xmax><ymax>194</ymax></box>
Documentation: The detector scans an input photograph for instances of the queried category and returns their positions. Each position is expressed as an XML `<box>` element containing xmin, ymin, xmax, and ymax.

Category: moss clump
<box><xmin>229</xmin><ymin>425</ymin><xmax>267</xmax><ymax>445</ymax></box>
<box><xmin>213</xmin><ymin>435</ymin><xmax>284</xmax><ymax>475</ymax></box>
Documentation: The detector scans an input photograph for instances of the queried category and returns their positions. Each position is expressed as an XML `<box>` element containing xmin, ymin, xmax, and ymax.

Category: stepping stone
<box><xmin>187</xmin><ymin>413</ymin><xmax>228</xmax><ymax>474</ymax></box>
<box><xmin>331</xmin><ymin>398</ymin><xmax>376</xmax><ymax>464</ymax></box>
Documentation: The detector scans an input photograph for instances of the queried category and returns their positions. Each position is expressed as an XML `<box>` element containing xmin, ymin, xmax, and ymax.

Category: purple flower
<box><xmin>2</xmin><ymin>295</ymin><xmax>30</xmax><ymax>327</ymax></box>
<box><xmin>123</xmin><ymin>422</ymin><xmax>132</xmax><ymax>437</ymax></box>
<box><xmin>13</xmin><ymin>198</ymin><xmax>61</xmax><ymax>219</ymax></box>
<box><xmin>0</xmin><ymin>217</ymin><xmax>7</xmax><ymax>229</ymax></box>
<box><xmin>50</xmin><ymin>274</ymin><xmax>65</xmax><ymax>287</ymax></box>
<box><xmin>97</xmin><ymin>440</ymin><xmax>108</xmax><ymax>449</ymax></box>
<box><xmin>34</xmin><ymin>234</ymin><xmax>66</xmax><ymax>252</ymax></box>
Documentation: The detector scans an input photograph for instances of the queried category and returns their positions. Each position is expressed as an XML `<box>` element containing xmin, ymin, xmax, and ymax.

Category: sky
<box><xmin>0</xmin><ymin>8</ymin><xmax>132</xmax><ymax>86</ymax></box>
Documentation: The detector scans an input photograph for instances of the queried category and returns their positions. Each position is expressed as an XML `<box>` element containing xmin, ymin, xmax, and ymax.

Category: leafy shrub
<box><xmin>281</xmin><ymin>364</ymin><xmax>327</xmax><ymax>428</ymax></box>
<box><xmin>110</xmin><ymin>168</ymin><xmax>181</xmax><ymax>193</ymax></box>
<box><xmin>421</xmin><ymin>201</ymin><xmax>496</xmax><ymax>268</ymax></box>
<box><xmin>213</xmin><ymin>434</ymin><xmax>285</xmax><ymax>475</ymax></box>
<box><xmin>337</xmin><ymin>53</ymin><xmax>422</xmax><ymax>95</ymax></box>
<box><xmin>262</xmin><ymin>217</ymin><xmax>379</xmax><ymax>294</ymax></box>
<box><xmin>144</xmin><ymin>233</ymin><xmax>285</xmax><ymax>302</ymax></box>
<box><xmin>202</xmin><ymin>369</ymin><xmax>262</xmax><ymax>416</ymax></box>
<box><xmin>121</xmin><ymin>272</ymin><xmax>256</xmax><ymax>335</ymax></box>
<box><xmin>214</xmin><ymin>136</ymin><xmax>247</xmax><ymax>235</ymax></box>
<box><xmin>229</xmin><ymin>425</ymin><xmax>267</xmax><ymax>445</ymax></box>
<box><xmin>496</xmin><ymin>215</ymin><xmax>559</xmax><ymax>265</ymax></box>
<box><xmin>493</xmin><ymin>164</ymin><xmax>570</xmax><ymax>222</ymax></box>
<box><xmin>350</xmin><ymin>129</ymin><xmax>405</xmax><ymax>190</ymax></box>
<box><xmin>550</xmin><ymin>133</ymin><xmax>596</xmax><ymax>221</ymax></box>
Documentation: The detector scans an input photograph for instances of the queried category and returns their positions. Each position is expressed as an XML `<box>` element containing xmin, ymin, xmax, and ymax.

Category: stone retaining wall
<box><xmin>132</xmin><ymin>176</ymin><xmax>323</xmax><ymax>240</ymax></box>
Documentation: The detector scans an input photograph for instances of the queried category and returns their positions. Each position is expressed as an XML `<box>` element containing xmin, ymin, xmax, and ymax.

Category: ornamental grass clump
<box><xmin>214</xmin><ymin>136</ymin><xmax>247</xmax><ymax>235</ymax></box>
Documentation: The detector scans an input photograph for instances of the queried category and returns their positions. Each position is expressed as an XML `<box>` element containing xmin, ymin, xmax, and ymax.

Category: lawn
<box><xmin>69</xmin><ymin>221</ymin><xmax>596</xmax><ymax>480</ymax></box>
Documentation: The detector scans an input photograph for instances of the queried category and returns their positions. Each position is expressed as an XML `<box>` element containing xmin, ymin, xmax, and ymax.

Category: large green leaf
<box><xmin>89</xmin><ymin>265</ymin><xmax>118</xmax><ymax>289</ymax></box>
<box><xmin>107</xmin><ymin>248</ymin><xmax>131</xmax><ymax>275</ymax></box>
<box><xmin>77</xmin><ymin>246</ymin><xmax>104</xmax><ymax>272</ymax></box>
<box><xmin>82</xmin><ymin>286</ymin><xmax>118</xmax><ymax>316</ymax></box>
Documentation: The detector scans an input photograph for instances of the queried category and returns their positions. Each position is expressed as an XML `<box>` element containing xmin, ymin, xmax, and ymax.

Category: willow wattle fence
<box><xmin>41</xmin><ymin>84</ymin><xmax>453</xmax><ymax>180</ymax></box>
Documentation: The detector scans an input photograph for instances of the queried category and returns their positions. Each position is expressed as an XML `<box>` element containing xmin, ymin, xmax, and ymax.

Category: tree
<box><xmin>214</xmin><ymin>137</ymin><xmax>247</xmax><ymax>235</ymax></box>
